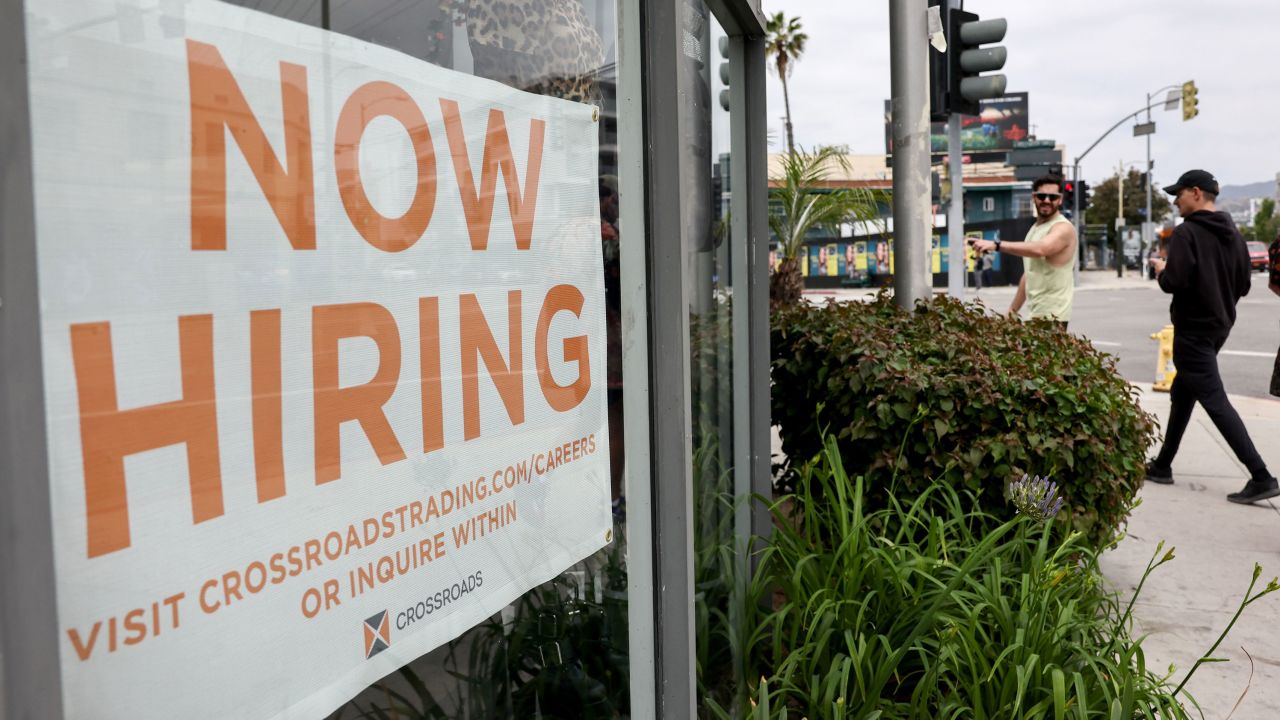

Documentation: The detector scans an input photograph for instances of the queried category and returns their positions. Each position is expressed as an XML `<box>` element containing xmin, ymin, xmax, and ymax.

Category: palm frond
<box><xmin>770</xmin><ymin>146</ymin><xmax>889</xmax><ymax>259</ymax></box>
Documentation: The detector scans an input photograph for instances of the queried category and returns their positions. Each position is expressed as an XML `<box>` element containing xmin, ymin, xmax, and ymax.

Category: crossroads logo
<box><xmin>363</xmin><ymin>611</ymin><xmax>391</xmax><ymax>660</ymax></box>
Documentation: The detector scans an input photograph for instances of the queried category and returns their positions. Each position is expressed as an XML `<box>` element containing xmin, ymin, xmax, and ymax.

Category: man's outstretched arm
<box><xmin>1009</xmin><ymin>274</ymin><xmax>1027</xmax><ymax>317</ymax></box>
<box><xmin>971</xmin><ymin>224</ymin><xmax>1072</xmax><ymax>259</ymax></box>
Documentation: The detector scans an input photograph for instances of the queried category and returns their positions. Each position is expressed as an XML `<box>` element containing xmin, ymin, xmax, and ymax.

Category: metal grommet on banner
<box><xmin>538</xmin><ymin>642</ymin><xmax>564</xmax><ymax>666</ymax></box>
<box><xmin>605</xmin><ymin>528</ymin><xmax>612</xmax><ymax>543</ymax></box>
<box><xmin>592</xmin><ymin>106</ymin><xmax>600</xmax><ymax>122</ymax></box>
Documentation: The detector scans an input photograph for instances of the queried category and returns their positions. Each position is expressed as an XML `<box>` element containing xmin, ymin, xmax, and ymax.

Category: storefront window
<box><xmin>19</xmin><ymin>0</ymin><xmax>633</xmax><ymax>717</ymax></box>
<box><xmin>7</xmin><ymin>0</ymin><xmax>771</xmax><ymax>715</ymax></box>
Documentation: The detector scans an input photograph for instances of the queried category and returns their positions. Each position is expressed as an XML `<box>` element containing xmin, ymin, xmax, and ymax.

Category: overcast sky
<box><xmin>762</xmin><ymin>0</ymin><xmax>1280</xmax><ymax>190</ymax></box>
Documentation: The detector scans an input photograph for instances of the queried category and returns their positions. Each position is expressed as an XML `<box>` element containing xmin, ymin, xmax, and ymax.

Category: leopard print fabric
<box><xmin>465</xmin><ymin>0</ymin><xmax>605</xmax><ymax>105</ymax></box>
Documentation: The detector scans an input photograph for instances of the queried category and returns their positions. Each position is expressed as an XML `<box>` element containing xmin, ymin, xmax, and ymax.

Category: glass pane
<box><xmin>690</xmin><ymin>7</ymin><xmax>744</xmax><ymax>716</ymax></box>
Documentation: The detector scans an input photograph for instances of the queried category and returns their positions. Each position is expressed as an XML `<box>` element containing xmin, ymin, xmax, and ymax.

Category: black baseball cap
<box><xmin>1163</xmin><ymin>169</ymin><xmax>1219</xmax><ymax>196</ymax></box>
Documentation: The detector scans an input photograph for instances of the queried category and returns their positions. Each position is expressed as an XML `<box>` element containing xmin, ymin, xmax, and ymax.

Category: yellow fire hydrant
<box><xmin>1151</xmin><ymin>325</ymin><xmax>1176</xmax><ymax>391</ymax></box>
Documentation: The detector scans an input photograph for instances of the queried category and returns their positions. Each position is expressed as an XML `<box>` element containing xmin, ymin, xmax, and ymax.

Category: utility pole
<box><xmin>1116</xmin><ymin>161</ymin><xmax>1124</xmax><ymax>278</ymax></box>
<box><xmin>889</xmin><ymin>0</ymin><xmax>932</xmax><ymax>309</ymax></box>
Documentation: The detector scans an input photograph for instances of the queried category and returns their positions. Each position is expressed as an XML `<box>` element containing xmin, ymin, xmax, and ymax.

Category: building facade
<box><xmin>766</xmin><ymin>152</ymin><xmax>1034</xmax><ymax>289</ymax></box>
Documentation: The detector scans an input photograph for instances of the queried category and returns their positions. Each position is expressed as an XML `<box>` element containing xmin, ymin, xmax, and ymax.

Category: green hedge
<box><xmin>771</xmin><ymin>294</ymin><xmax>1157</xmax><ymax>548</ymax></box>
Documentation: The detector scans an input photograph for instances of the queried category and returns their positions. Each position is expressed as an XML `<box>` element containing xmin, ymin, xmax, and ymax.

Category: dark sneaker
<box><xmin>1227</xmin><ymin>476</ymin><xmax>1280</xmax><ymax>505</ymax></box>
<box><xmin>1145</xmin><ymin>462</ymin><xmax>1174</xmax><ymax>485</ymax></box>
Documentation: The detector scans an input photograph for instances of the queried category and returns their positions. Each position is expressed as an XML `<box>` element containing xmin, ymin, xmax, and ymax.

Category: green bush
<box><xmin>771</xmin><ymin>294</ymin><xmax>1157</xmax><ymax>548</ymax></box>
<box><xmin>717</xmin><ymin>437</ymin><xmax>1244</xmax><ymax>719</ymax></box>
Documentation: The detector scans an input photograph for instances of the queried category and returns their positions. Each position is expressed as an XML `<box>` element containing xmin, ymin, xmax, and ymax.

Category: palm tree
<box><xmin>765</xmin><ymin>12</ymin><xmax>807</xmax><ymax>156</ymax></box>
<box><xmin>769</xmin><ymin>146</ymin><xmax>887</xmax><ymax>308</ymax></box>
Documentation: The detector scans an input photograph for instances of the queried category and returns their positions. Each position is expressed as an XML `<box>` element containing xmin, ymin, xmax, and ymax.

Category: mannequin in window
<box><xmin>465</xmin><ymin>0</ymin><xmax>605</xmax><ymax>105</ymax></box>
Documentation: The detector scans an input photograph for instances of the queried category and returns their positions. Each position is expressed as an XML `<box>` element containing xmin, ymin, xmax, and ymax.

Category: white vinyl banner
<box><xmin>25</xmin><ymin>1</ymin><xmax>611</xmax><ymax>718</ymax></box>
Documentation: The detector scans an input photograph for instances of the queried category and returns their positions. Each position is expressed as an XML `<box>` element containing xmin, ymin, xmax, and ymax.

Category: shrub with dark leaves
<box><xmin>771</xmin><ymin>293</ymin><xmax>1157</xmax><ymax>548</ymax></box>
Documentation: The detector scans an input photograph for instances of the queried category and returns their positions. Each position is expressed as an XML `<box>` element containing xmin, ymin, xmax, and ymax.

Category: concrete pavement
<box><xmin>800</xmin><ymin>268</ymin><xmax>1158</xmax><ymax>304</ymax></box>
<box><xmin>1100</xmin><ymin>384</ymin><xmax>1280</xmax><ymax>718</ymax></box>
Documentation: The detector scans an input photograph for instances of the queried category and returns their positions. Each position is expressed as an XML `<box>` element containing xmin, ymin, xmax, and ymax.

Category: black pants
<box><xmin>1153</xmin><ymin>333</ymin><xmax>1267</xmax><ymax>477</ymax></box>
<box><xmin>1271</xmin><ymin>342</ymin><xmax>1280</xmax><ymax>398</ymax></box>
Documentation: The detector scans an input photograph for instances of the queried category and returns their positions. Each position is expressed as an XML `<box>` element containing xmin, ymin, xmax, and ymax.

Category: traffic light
<box><xmin>929</xmin><ymin>2</ymin><xmax>1009</xmax><ymax>118</ymax></box>
<box><xmin>717</xmin><ymin>36</ymin><xmax>730</xmax><ymax>112</ymax></box>
<box><xmin>1078</xmin><ymin>180</ymin><xmax>1091</xmax><ymax>212</ymax></box>
<box><xmin>1063</xmin><ymin>180</ymin><xmax>1076</xmax><ymax>210</ymax></box>
<box><xmin>1181</xmin><ymin>80</ymin><xmax>1198</xmax><ymax>121</ymax></box>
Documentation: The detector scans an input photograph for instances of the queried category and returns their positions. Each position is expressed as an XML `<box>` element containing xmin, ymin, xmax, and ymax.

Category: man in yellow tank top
<box><xmin>970</xmin><ymin>176</ymin><xmax>1079</xmax><ymax>328</ymax></box>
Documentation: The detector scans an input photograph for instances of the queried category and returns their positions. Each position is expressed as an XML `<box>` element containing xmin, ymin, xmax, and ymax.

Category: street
<box><xmin>970</xmin><ymin>271</ymin><xmax>1280</xmax><ymax>399</ymax></box>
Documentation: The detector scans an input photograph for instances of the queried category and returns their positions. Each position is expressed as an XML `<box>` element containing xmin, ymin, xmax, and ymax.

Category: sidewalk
<box><xmin>1100</xmin><ymin>384</ymin><xmax>1280</xmax><ymax>717</ymax></box>
<box><xmin>801</xmin><ymin>269</ymin><xmax>1156</xmax><ymax>303</ymax></box>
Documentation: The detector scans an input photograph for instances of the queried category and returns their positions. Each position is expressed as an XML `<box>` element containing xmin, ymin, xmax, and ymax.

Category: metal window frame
<box><xmin>1</xmin><ymin>3</ymin><xmax>65</xmax><ymax>717</ymax></box>
<box><xmin>617</xmin><ymin>0</ymin><xmax>659</xmax><ymax>715</ymax></box>
<box><xmin>633</xmin><ymin>0</ymin><xmax>766</xmax><ymax>716</ymax></box>
<box><xmin>719</xmin><ymin>2</ymin><xmax>771</xmax><ymax>569</ymax></box>
<box><xmin>636</xmin><ymin>0</ymin><xmax>697</xmax><ymax>712</ymax></box>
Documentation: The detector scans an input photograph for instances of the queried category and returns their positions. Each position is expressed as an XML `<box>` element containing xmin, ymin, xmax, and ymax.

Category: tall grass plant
<box><xmin>721</xmin><ymin>435</ymin><xmax>1274</xmax><ymax>719</ymax></box>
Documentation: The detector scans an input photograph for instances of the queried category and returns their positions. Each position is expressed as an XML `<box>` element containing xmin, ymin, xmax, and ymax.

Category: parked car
<box><xmin>1247</xmin><ymin>241</ymin><xmax>1268</xmax><ymax>272</ymax></box>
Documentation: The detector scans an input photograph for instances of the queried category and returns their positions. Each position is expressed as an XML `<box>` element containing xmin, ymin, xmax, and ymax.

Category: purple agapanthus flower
<box><xmin>1008</xmin><ymin>474</ymin><xmax>1065</xmax><ymax>522</ymax></box>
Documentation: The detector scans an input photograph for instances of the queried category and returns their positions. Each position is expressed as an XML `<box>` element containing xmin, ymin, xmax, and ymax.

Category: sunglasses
<box><xmin>1033</xmin><ymin>192</ymin><xmax>1062</xmax><ymax>201</ymax></box>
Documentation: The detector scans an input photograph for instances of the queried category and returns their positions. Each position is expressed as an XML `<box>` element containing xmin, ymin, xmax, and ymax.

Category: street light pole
<box><xmin>1070</xmin><ymin>98</ymin><xmax>1170</xmax><ymax>270</ymax></box>
<box><xmin>1145</xmin><ymin>91</ymin><xmax>1153</xmax><ymax>260</ymax></box>
<box><xmin>1140</xmin><ymin>84</ymin><xmax>1182</xmax><ymax>259</ymax></box>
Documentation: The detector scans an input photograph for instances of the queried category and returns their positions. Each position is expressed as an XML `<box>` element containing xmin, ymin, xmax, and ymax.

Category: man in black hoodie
<box><xmin>1145</xmin><ymin>170</ymin><xmax>1277</xmax><ymax>503</ymax></box>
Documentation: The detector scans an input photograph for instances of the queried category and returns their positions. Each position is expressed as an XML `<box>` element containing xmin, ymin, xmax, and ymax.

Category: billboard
<box><xmin>884</xmin><ymin>92</ymin><xmax>1030</xmax><ymax>163</ymax></box>
<box><xmin>25</xmin><ymin>1</ymin><xmax>611</xmax><ymax>718</ymax></box>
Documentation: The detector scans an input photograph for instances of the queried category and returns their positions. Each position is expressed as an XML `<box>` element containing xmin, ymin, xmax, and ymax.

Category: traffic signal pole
<box><xmin>928</xmin><ymin>0</ymin><xmax>1007</xmax><ymax>298</ymax></box>
<box><xmin>1072</xmin><ymin>162</ymin><xmax>1082</xmax><ymax>268</ymax></box>
<box><xmin>889</xmin><ymin>0</ymin><xmax>932</xmax><ymax>309</ymax></box>
<box><xmin>947</xmin><ymin>116</ymin><xmax>963</xmax><ymax>296</ymax></box>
